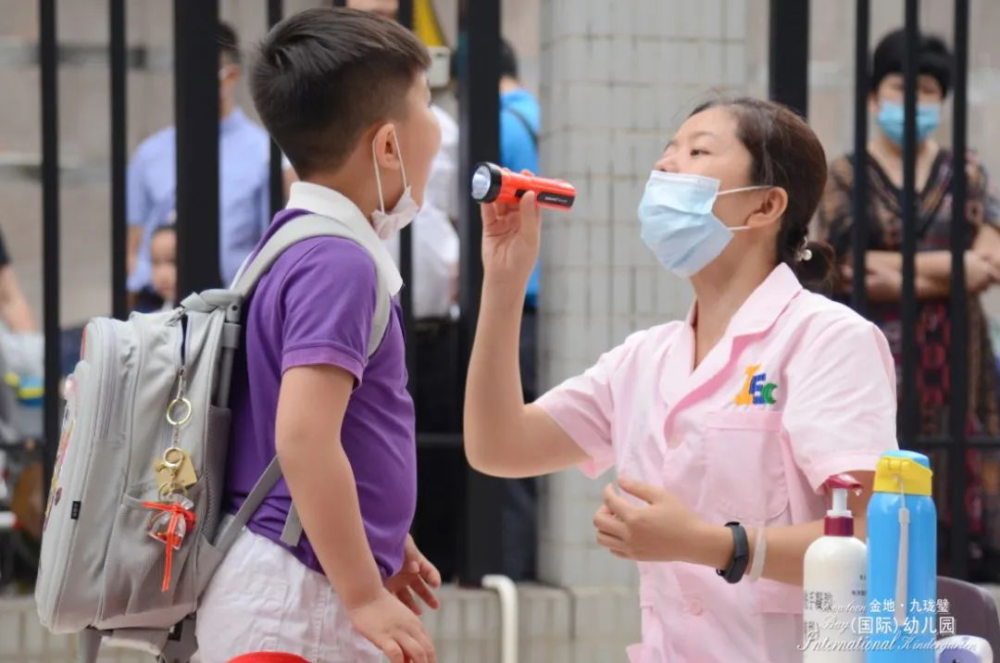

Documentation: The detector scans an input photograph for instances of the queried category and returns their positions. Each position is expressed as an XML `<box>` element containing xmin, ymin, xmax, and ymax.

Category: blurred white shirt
<box><xmin>384</xmin><ymin>105</ymin><xmax>460</xmax><ymax>319</ymax></box>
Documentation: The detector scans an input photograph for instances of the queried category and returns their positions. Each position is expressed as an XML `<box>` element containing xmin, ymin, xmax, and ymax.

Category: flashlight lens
<box><xmin>471</xmin><ymin>165</ymin><xmax>492</xmax><ymax>201</ymax></box>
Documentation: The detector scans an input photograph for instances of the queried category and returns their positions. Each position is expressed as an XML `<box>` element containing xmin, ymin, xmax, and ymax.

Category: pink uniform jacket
<box><xmin>537</xmin><ymin>264</ymin><xmax>899</xmax><ymax>662</ymax></box>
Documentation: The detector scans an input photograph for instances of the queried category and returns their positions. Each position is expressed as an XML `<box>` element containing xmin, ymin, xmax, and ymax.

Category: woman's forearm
<box><xmin>463</xmin><ymin>279</ymin><xmax>531</xmax><ymax>474</ymax></box>
<box><xmin>868</xmin><ymin>250</ymin><xmax>966</xmax><ymax>284</ymax></box>
<box><xmin>464</xmin><ymin>278</ymin><xmax>588</xmax><ymax>478</ymax></box>
<box><xmin>690</xmin><ymin>518</ymin><xmax>867</xmax><ymax>586</ymax></box>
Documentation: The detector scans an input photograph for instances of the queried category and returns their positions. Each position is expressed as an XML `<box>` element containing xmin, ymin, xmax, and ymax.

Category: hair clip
<box><xmin>797</xmin><ymin>237</ymin><xmax>813</xmax><ymax>262</ymax></box>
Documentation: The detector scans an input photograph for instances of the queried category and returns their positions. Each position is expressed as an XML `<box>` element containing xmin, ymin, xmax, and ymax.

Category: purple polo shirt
<box><xmin>223</xmin><ymin>206</ymin><xmax>416</xmax><ymax>579</ymax></box>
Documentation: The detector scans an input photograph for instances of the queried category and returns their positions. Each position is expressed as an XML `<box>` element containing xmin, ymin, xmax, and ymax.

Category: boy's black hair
<box><xmin>218</xmin><ymin>21</ymin><xmax>240</xmax><ymax>65</ymax></box>
<box><xmin>251</xmin><ymin>8</ymin><xmax>430</xmax><ymax>178</ymax></box>
<box><xmin>500</xmin><ymin>38</ymin><xmax>518</xmax><ymax>80</ymax></box>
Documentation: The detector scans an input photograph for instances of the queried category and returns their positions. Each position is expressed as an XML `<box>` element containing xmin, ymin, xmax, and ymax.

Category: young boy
<box><xmin>196</xmin><ymin>9</ymin><xmax>442</xmax><ymax>662</ymax></box>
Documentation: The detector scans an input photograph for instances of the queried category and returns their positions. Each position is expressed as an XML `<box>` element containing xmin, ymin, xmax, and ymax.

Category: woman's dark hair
<box><xmin>690</xmin><ymin>97</ymin><xmax>835</xmax><ymax>293</ymax></box>
<box><xmin>871</xmin><ymin>29</ymin><xmax>953</xmax><ymax>97</ymax></box>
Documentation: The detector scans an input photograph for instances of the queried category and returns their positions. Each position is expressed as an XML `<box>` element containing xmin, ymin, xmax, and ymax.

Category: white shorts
<box><xmin>195</xmin><ymin>524</ymin><xmax>383</xmax><ymax>663</ymax></box>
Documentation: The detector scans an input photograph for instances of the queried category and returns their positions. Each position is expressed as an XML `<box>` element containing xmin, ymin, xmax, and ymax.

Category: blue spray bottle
<box><xmin>866</xmin><ymin>450</ymin><xmax>936</xmax><ymax>661</ymax></box>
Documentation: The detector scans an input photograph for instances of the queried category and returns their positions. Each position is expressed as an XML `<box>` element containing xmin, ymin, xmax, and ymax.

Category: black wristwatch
<box><xmin>716</xmin><ymin>521</ymin><xmax>749</xmax><ymax>584</ymax></box>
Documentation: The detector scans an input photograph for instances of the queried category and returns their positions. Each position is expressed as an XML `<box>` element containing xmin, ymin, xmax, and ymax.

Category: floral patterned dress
<box><xmin>817</xmin><ymin>149</ymin><xmax>1000</xmax><ymax>581</ymax></box>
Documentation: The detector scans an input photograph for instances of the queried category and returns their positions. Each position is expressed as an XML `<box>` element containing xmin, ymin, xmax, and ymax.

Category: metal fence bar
<box><xmin>397</xmin><ymin>0</ymin><xmax>416</xmax><ymax>393</ymax></box>
<box><xmin>174</xmin><ymin>0</ymin><xmax>220</xmax><ymax>296</ymax></box>
<box><xmin>398</xmin><ymin>0</ymin><xmax>414</xmax><ymax>34</ymax></box>
<box><xmin>948</xmin><ymin>0</ymin><xmax>971</xmax><ymax>581</ymax></box>
<box><xmin>110</xmin><ymin>0</ymin><xmax>127</xmax><ymax>320</ymax></box>
<box><xmin>40</xmin><ymin>0</ymin><xmax>60</xmax><ymax>499</ymax></box>
<box><xmin>851</xmin><ymin>0</ymin><xmax>869</xmax><ymax>315</ymax></box>
<box><xmin>267</xmin><ymin>0</ymin><xmax>284</xmax><ymax>218</ymax></box>
<box><xmin>458</xmin><ymin>0</ymin><xmax>502</xmax><ymax>585</ymax></box>
<box><xmin>899</xmin><ymin>0</ymin><xmax>919</xmax><ymax>449</ymax></box>
<box><xmin>767</xmin><ymin>0</ymin><xmax>809</xmax><ymax>117</ymax></box>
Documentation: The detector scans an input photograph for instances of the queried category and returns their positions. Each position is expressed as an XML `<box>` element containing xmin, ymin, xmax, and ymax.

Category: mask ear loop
<box><xmin>718</xmin><ymin>185</ymin><xmax>773</xmax><ymax>233</ymax></box>
<box><xmin>371</xmin><ymin>129</ymin><xmax>409</xmax><ymax>214</ymax></box>
<box><xmin>716</xmin><ymin>184</ymin><xmax>772</xmax><ymax>197</ymax></box>
<box><xmin>371</xmin><ymin>136</ymin><xmax>387</xmax><ymax>214</ymax></box>
<box><xmin>392</xmin><ymin>131</ymin><xmax>409</xmax><ymax>191</ymax></box>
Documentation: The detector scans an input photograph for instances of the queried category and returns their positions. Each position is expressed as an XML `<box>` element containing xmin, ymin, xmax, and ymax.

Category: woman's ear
<box><xmin>746</xmin><ymin>187</ymin><xmax>788</xmax><ymax>228</ymax></box>
<box><xmin>371</xmin><ymin>123</ymin><xmax>401</xmax><ymax>171</ymax></box>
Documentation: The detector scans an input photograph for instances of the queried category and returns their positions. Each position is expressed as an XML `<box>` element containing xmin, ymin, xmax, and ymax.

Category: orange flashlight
<box><xmin>471</xmin><ymin>162</ymin><xmax>576</xmax><ymax>210</ymax></box>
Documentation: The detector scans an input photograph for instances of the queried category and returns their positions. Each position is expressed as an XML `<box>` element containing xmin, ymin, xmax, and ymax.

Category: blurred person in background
<box><xmin>817</xmin><ymin>29</ymin><xmax>1000</xmax><ymax>581</ymax></box>
<box><xmin>127</xmin><ymin>22</ymin><xmax>271</xmax><ymax>306</ymax></box>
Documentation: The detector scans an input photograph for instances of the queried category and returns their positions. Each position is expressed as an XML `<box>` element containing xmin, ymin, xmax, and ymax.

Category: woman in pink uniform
<box><xmin>464</xmin><ymin>98</ymin><xmax>899</xmax><ymax>662</ymax></box>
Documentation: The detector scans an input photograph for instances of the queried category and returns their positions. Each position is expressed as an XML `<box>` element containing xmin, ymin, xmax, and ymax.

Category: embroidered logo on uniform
<box><xmin>735</xmin><ymin>364</ymin><xmax>778</xmax><ymax>406</ymax></box>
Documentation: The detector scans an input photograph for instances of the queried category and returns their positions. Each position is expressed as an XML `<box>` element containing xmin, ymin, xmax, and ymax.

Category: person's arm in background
<box><xmin>277</xmin><ymin>366</ymin><xmax>434</xmax><ymax>663</ymax></box>
<box><xmin>0</xmin><ymin>230</ymin><xmax>35</xmax><ymax>332</ymax></box>
<box><xmin>0</xmin><ymin>267</ymin><xmax>36</xmax><ymax>333</ymax></box>
<box><xmin>817</xmin><ymin>158</ymin><xmax>998</xmax><ymax>301</ymax></box>
<box><xmin>126</xmin><ymin>147</ymin><xmax>150</xmax><ymax>280</ymax></box>
<box><xmin>863</xmin><ymin>156</ymin><xmax>1000</xmax><ymax>294</ymax></box>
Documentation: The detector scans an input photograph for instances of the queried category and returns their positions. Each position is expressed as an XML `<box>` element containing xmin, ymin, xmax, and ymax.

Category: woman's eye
<box><xmin>690</xmin><ymin>149</ymin><xmax>708</xmax><ymax>157</ymax></box>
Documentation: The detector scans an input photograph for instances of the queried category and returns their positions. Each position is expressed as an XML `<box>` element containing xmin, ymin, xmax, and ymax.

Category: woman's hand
<box><xmin>384</xmin><ymin>535</ymin><xmax>442</xmax><ymax>616</ymax></box>
<box><xmin>594</xmin><ymin>478</ymin><xmax>729</xmax><ymax>566</ymax></box>
<box><xmin>480</xmin><ymin>180</ymin><xmax>540</xmax><ymax>287</ymax></box>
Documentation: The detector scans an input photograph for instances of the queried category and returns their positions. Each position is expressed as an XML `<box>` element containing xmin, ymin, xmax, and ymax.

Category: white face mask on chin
<box><xmin>371</xmin><ymin>130</ymin><xmax>420</xmax><ymax>240</ymax></box>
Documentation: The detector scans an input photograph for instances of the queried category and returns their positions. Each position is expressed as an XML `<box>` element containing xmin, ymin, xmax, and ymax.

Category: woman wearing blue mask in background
<box><xmin>817</xmin><ymin>29</ymin><xmax>1000</xmax><ymax>583</ymax></box>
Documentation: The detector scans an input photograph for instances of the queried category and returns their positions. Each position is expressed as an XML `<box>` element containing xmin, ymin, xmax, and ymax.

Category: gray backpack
<box><xmin>35</xmin><ymin>213</ymin><xmax>392</xmax><ymax>663</ymax></box>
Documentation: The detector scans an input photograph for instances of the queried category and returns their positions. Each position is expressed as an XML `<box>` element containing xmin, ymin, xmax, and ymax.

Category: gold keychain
<box><xmin>152</xmin><ymin>369</ymin><xmax>198</xmax><ymax>493</ymax></box>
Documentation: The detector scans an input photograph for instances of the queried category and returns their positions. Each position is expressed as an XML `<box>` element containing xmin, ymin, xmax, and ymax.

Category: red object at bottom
<box><xmin>228</xmin><ymin>654</ymin><xmax>311</xmax><ymax>663</ymax></box>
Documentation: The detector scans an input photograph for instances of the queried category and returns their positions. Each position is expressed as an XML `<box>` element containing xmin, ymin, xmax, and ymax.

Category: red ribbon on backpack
<box><xmin>142</xmin><ymin>501</ymin><xmax>196</xmax><ymax>592</ymax></box>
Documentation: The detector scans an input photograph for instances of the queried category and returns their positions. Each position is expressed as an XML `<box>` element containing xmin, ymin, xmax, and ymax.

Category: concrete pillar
<box><xmin>536</xmin><ymin>0</ymin><xmax>749</xmax><ymax>590</ymax></box>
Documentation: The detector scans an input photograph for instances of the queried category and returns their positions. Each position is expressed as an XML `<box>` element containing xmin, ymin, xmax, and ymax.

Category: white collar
<box><xmin>286</xmin><ymin>182</ymin><xmax>403</xmax><ymax>296</ymax></box>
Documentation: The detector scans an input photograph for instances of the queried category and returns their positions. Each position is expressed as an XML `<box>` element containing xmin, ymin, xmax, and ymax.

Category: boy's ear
<box><xmin>372</xmin><ymin>123</ymin><xmax>401</xmax><ymax>171</ymax></box>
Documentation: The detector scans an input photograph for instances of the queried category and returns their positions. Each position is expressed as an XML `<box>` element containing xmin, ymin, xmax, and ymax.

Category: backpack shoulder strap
<box><xmin>503</xmin><ymin>105</ymin><xmax>539</xmax><ymax>149</ymax></box>
<box><xmin>233</xmin><ymin>214</ymin><xmax>391</xmax><ymax>358</ymax></box>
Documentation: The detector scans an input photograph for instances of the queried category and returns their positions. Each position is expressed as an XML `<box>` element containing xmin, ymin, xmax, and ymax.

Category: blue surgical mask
<box><xmin>877</xmin><ymin>101</ymin><xmax>941</xmax><ymax>146</ymax></box>
<box><xmin>637</xmin><ymin>171</ymin><xmax>768</xmax><ymax>277</ymax></box>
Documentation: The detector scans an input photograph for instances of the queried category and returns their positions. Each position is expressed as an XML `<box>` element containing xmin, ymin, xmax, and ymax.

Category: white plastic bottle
<box><xmin>802</xmin><ymin>474</ymin><xmax>868</xmax><ymax>662</ymax></box>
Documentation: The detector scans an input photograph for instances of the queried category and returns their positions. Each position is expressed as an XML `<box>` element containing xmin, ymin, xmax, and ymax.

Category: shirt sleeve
<box><xmin>783</xmin><ymin>315</ymin><xmax>899</xmax><ymax>491</ymax></box>
<box><xmin>535</xmin><ymin>332</ymin><xmax>645</xmax><ymax>478</ymax></box>
<box><xmin>126</xmin><ymin>145</ymin><xmax>151</xmax><ymax>228</ymax></box>
<box><xmin>277</xmin><ymin>239</ymin><xmax>378</xmax><ymax>385</ymax></box>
